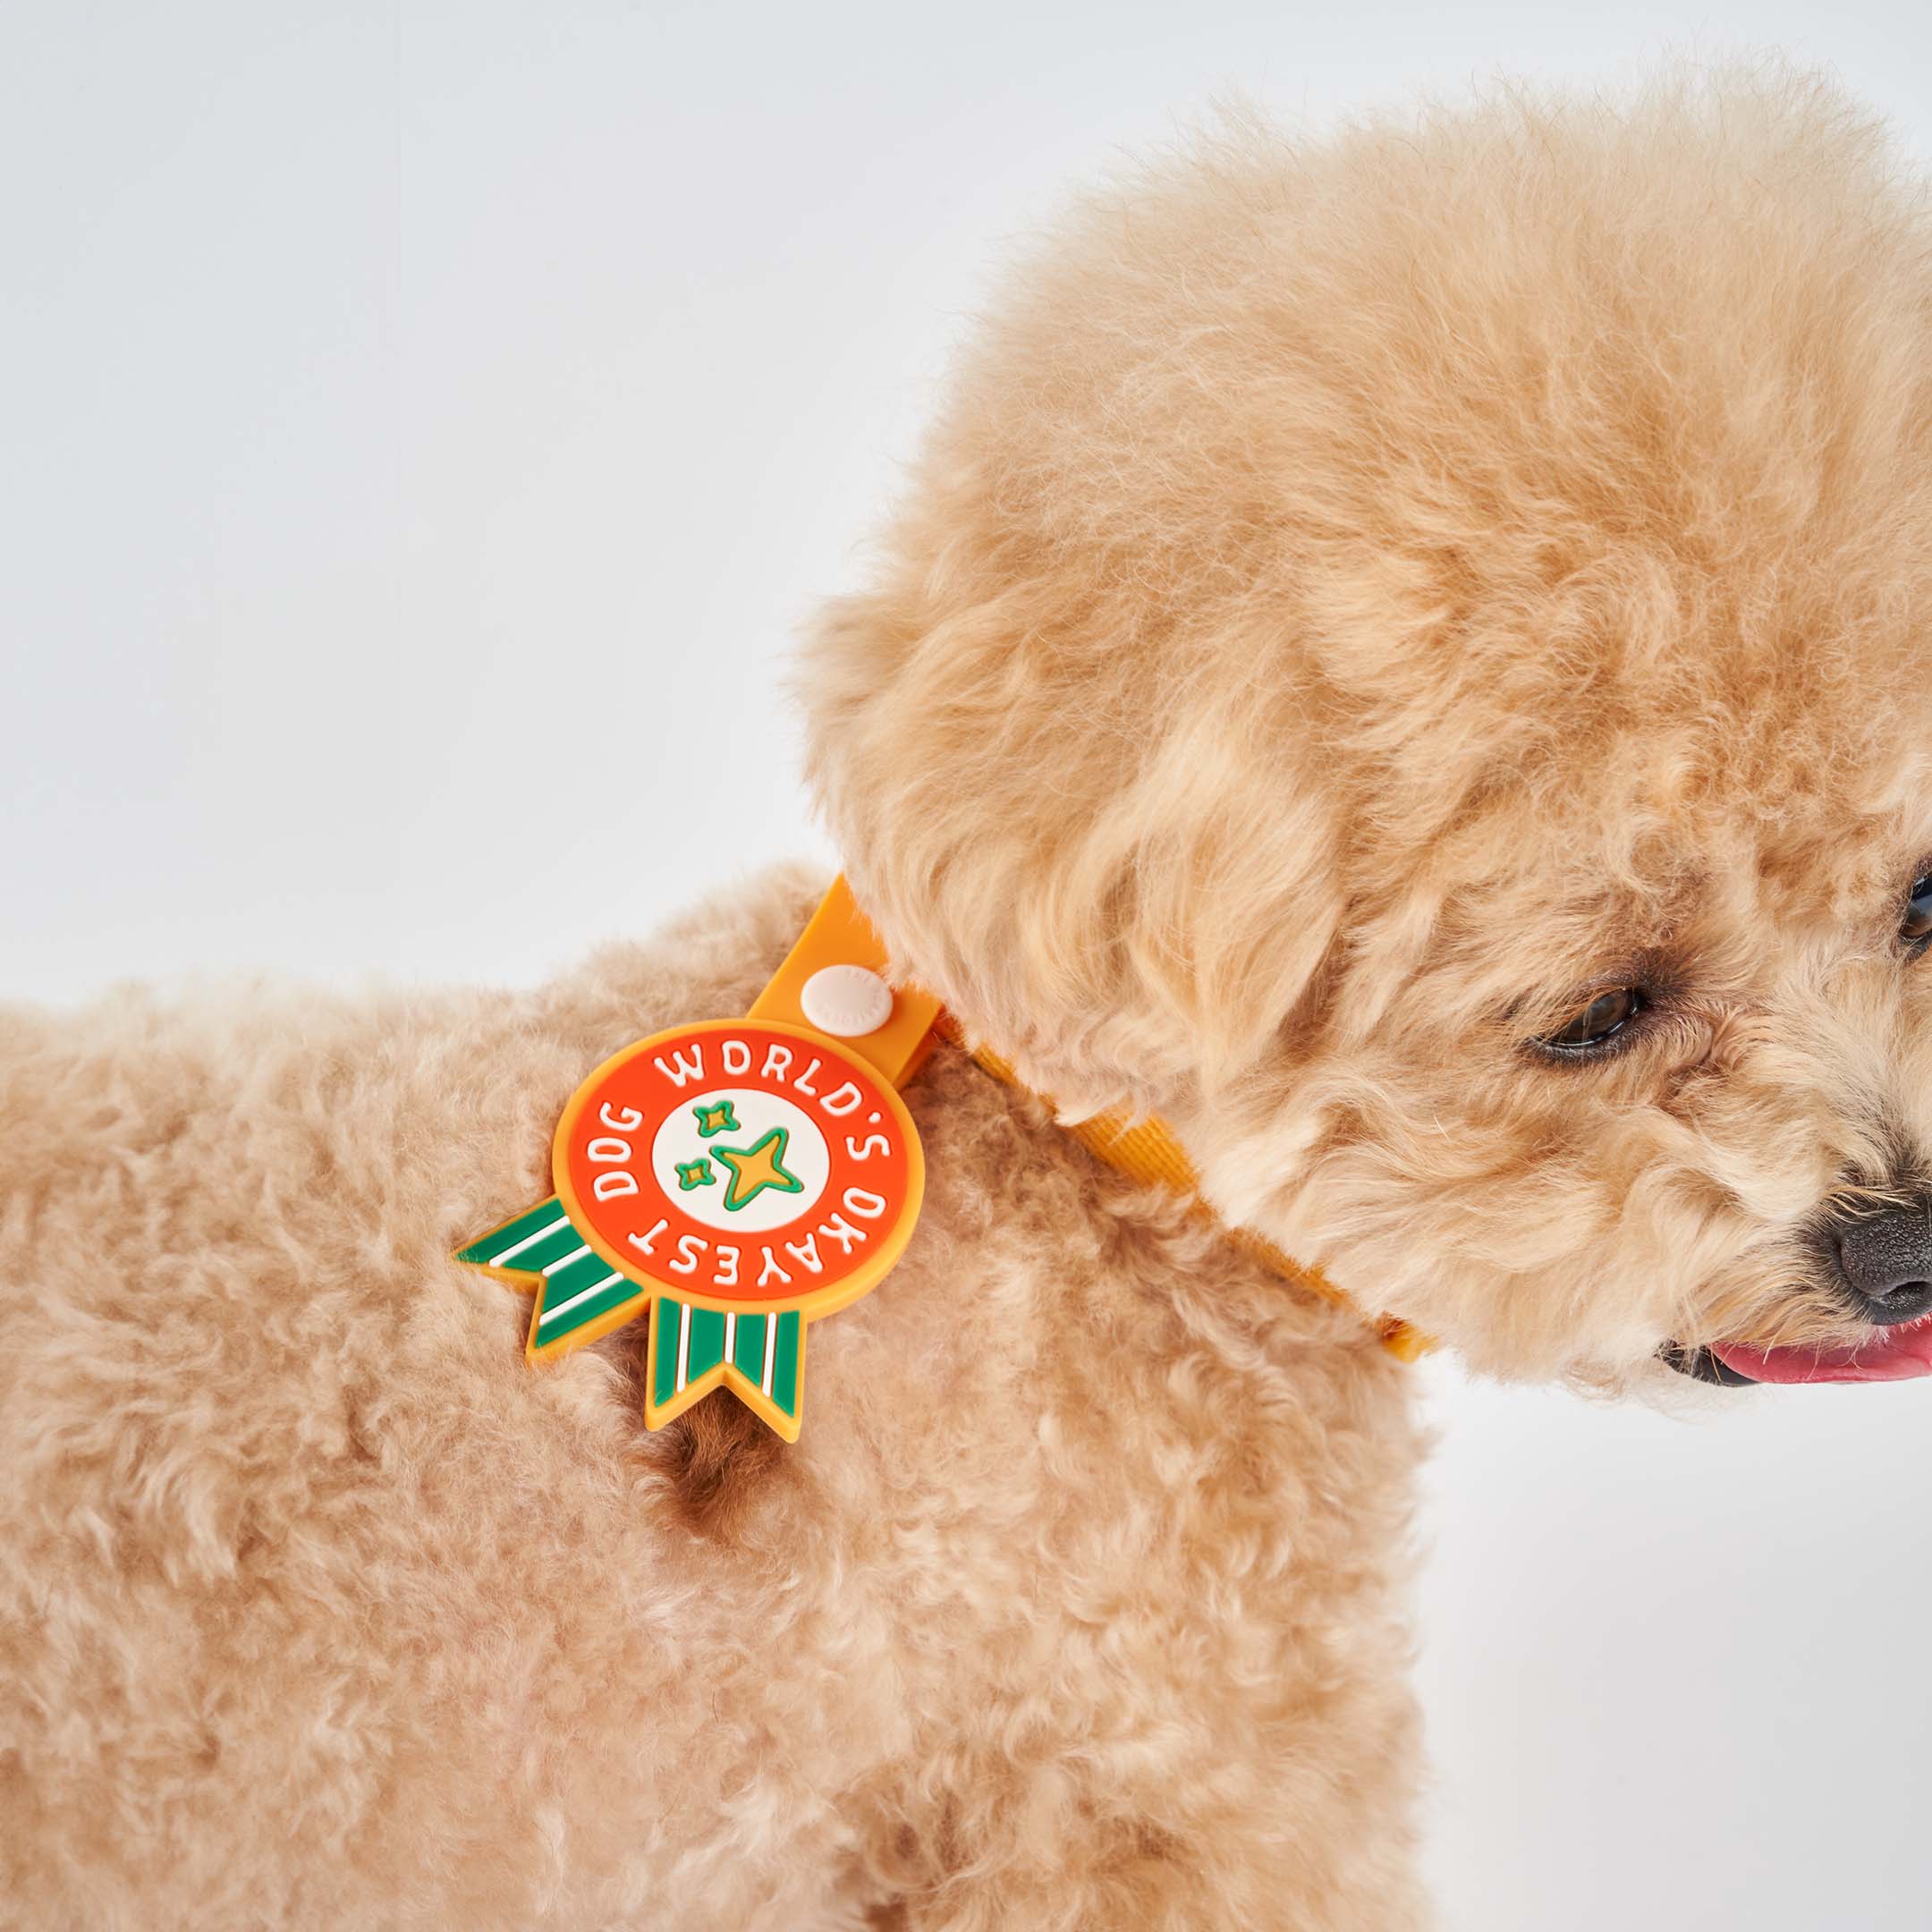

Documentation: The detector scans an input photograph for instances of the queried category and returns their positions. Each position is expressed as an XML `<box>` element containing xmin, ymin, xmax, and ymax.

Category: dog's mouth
<box><xmin>1665</xmin><ymin>1309</ymin><xmax>1932</xmax><ymax>1386</ymax></box>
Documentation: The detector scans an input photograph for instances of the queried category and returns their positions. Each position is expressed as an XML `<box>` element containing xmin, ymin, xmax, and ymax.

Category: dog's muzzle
<box><xmin>1663</xmin><ymin>1193</ymin><xmax>1932</xmax><ymax>1387</ymax></box>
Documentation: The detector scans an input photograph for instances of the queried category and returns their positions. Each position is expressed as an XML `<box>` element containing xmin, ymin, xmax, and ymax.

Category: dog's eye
<box><xmin>1537</xmin><ymin>987</ymin><xmax>1644</xmax><ymax>1054</ymax></box>
<box><xmin>1904</xmin><ymin>874</ymin><xmax>1932</xmax><ymax>949</ymax></box>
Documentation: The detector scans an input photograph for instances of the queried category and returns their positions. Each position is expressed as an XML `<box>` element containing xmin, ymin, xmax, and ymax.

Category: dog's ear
<box><xmin>799</xmin><ymin>572</ymin><xmax>1348</xmax><ymax>1116</ymax></box>
<box><xmin>792</xmin><ymin>109</ymin><xmax>1416</xmax><ymax>1116</ymax></box>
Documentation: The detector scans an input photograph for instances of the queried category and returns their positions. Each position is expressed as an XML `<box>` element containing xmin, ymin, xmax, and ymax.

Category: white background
<box><xmin>6</xmin><ymin>5</ymin><xmax>1929</xmax><ymax>1925</ymax></box>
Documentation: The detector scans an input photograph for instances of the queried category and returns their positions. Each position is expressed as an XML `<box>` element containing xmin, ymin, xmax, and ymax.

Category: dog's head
<box><xmin>800</xmin><ymin>71</ymin><xmax>1932</xmax><ymax>1386</ymax></box>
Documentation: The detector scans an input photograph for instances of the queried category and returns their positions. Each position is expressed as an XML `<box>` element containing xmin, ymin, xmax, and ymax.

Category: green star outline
<box><xmin>710</xmin><ymin>1126</ymin><xmax>805</xmax><ymax>1213</ymax></box>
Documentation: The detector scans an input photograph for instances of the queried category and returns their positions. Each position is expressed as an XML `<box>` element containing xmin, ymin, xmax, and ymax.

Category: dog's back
<box><xmin>1</xmin><ymin>865</ymin><xmax>1423</xmax><ymax>1928</ymax></box>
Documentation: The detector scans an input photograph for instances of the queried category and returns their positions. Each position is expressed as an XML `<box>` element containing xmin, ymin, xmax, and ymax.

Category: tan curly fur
<box><xmin>6</xmin><ymin>64</ymin><xmax>1931</xmax><ymax>1930</ymax></box>
<box><xmin>809</xmin><ymin>64</ymin><xmax>1932</xmax><ymax>1384</ymax></box>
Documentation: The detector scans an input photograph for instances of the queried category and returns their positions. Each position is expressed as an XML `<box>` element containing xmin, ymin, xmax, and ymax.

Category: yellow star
<box><xmin>710</xmin><ymin>1127</ymin><xmax>804</xmax><ymax>1212</ymax></box>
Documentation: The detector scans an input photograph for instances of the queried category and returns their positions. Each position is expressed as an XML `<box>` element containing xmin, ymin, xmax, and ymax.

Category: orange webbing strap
<box><xmin>936</xmin><ymin>1020</ymin><xmax>1432</xmax><ymax>1363</ymax></box>
<box><xmin>746</xmin><ymin>876</ymin><xmax>944</xmax><ymax>1088</ymax></box>
<box><xmin>773</xmin><ymin>877</ymin><xmax>1429</xmax><ymax>1364</ymax></box>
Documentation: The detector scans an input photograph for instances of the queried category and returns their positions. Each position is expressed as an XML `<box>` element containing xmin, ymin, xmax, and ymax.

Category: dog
<box><xmin>6</xmin><ymin>65</ymin><xmax>1930</xmax><ymax>1930</ymax></box>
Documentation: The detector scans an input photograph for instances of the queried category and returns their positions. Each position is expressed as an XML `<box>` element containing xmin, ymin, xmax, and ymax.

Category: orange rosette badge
<box><xmin>459</xmin><ymin>1018</ymin><xmax>923</xmax><ymax>1441</ymax></box>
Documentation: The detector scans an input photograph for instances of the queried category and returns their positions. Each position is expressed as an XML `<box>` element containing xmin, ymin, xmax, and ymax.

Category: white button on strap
<box><xmin>800</xmin><ymin>963</ymin><xmax>894</xmax><ymax>1038</ymax></box>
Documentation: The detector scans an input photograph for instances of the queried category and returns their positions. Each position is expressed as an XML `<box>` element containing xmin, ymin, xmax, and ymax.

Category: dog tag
<box><xmin>456</xmin><ymin>883</ymin><xmax>937</xmax><ymax>1441</ymax></box>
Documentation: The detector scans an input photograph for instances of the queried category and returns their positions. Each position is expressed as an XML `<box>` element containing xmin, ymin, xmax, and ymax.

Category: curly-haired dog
<box><xmin>6</xmin><ymin>67</ymin><xmax>1932</xmax><ymax>1931</ymax></box>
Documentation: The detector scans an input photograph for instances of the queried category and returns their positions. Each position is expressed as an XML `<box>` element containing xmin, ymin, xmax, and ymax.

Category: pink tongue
<box><xmin>1713</xmin><ymin>1314</ymin><xmax>1932</xmax><ymax>1385</ymax></box>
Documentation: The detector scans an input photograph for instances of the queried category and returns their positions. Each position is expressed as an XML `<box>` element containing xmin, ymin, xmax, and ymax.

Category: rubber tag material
<box><xmin>456</xmin><ymin>881</ymin><xmax>939</xmax><ymax>1441</ymax></box>
<box><xmin>454</xmin><ymin>877</ymin><xmax>1422</xmax><ymax>1445</ymax></box>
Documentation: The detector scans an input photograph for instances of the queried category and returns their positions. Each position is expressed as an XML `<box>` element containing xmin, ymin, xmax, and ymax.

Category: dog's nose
<box><xmin>1835</xmin><ymin>1200</ymin><xmax>1932</xmax><ymax>1326</ymax></box>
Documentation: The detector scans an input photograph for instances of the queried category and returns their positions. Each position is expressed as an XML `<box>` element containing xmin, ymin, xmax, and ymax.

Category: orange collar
<box><xmin>941</xmin><ymin>1018</ymin><xmax>1429</xmax><ymax>1362</ymax></box>
<box><xmin>785</xmin><ymin>877</ymin><xmax>1428</xmax><ymax>1363</ymax></box>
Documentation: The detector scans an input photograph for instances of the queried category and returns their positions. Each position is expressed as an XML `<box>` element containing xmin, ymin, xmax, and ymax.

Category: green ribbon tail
<box><xmin>652</xmin><ymin>1297</ymin><xmax>801</xmax><ymax>1422</ymax></box>
<box><xmin>455</xmin><ymin>1195</ymin><xmax>645</xmax><ymax>1352</ymax></box>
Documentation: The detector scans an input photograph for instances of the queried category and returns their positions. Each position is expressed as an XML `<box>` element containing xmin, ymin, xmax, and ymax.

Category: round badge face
<box><xmin>552</xmin><ymin>1018</ymin><xmax>923</xmax><ymax>1320</ymax></box>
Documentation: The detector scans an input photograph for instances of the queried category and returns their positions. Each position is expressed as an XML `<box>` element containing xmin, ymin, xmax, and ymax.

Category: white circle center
<box><xmin>649</xmin><ymin>1087</ymin><xmax>830</xmax><ymax>1234</ymax></box>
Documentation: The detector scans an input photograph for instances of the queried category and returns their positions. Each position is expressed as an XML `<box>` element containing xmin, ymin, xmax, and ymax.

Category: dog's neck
<box><xmin>936</xmin><ymin>1013</ymin><xmax>1429</xmax><ymax>1363</ymax></box>
<box><xmin>785</xmin><ymin>870</ymin><xmax>1429</xmax><ymax>1364</ymax></box>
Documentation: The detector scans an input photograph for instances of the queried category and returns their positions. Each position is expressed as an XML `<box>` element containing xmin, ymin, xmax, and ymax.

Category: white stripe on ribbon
<box><xmin>724</xmin><ymin>1311</ymin><xmax>736</xmax><ymax>1368</ymax></box>
<box><xmin>761</xmin><ymin>1314</ymin><xmax>775</xmax><ymax>1396</ymax></box>
<box><xmin>539</xmin><ymin>1243</ymin><xmax>589</xmax><ymax>1275</ymax></box>
<box><xmin>675</xmin><ymin>1301</ymin><xmax>692</xmax><ymax>1393</ymax></box>
<box><xmin>538</xmin><ymin>1271</ymin><xmax>624</xmax><ymax>1328</ymax></box>
<box><xmin>487</xmin><ymin>1212</ymin><xmax>571</xmax><ymax>1267</ymax></box>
